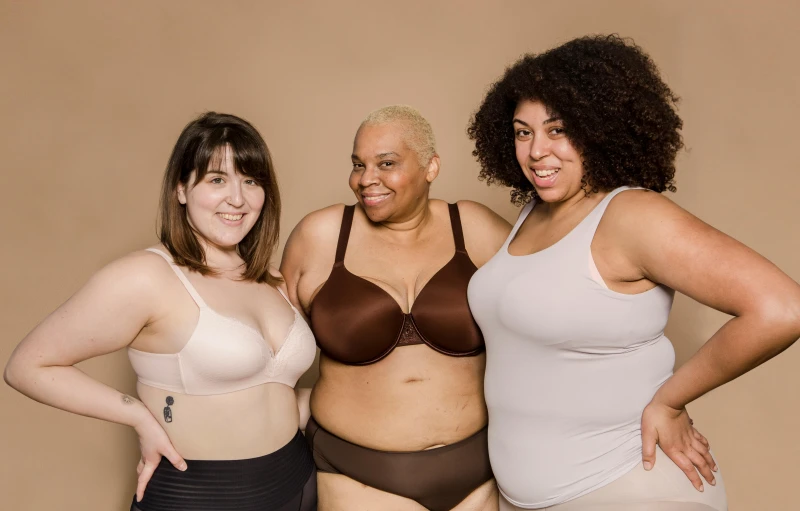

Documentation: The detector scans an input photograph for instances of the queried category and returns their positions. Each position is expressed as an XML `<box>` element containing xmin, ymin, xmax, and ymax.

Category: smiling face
<box><xmin>349</xmin><ymin>121</ymin><xmax>439</xmax><ymax>223</ymax></box>
<box><xmin>513</xmin><ymin>100</ymin><xmax>585</xmax><ymax>204</ymax></box>
<box><xmin>177</xmin><ymin>145</ymin><xmax>266</xmax><ymax>252</ymax></box>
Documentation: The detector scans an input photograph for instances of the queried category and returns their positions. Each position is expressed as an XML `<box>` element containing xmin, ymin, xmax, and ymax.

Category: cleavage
<box><xmin>344</xmin><ymin>252</ymin><xmax>456</xmax><ymax>314</ymax></box>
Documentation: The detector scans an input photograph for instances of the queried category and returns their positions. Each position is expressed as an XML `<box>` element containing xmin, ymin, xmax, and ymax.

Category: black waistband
<box><xmin>134</xmin><ymin>430</ymin><xmax>314</xmax><ymax>511</ymax></box>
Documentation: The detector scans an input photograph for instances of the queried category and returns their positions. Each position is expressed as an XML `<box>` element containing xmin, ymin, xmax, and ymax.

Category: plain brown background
<box><xmin>1</xmin><ymin>1</ymin><xmax>798</xmax><ymax>509</ymax></box>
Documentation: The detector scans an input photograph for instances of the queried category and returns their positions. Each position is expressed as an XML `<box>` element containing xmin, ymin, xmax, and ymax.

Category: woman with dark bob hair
<box><xmin>5</xmin><ymin>112</ymin><xmax>318</xmax><ymax>510</ymax></box>
<box><xmin>467</xmin><ymin>35</ymin><xmax>800</xmax><ymax>510</ymax></box>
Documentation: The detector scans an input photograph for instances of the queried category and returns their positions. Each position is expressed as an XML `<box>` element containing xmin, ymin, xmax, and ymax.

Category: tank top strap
<box><xmin>447</xmin><ymin>203</ymin><xmax>467</xmax><ymax>254</ymax></box>
<box><xmin>503</xmin><ymin>199</ymin><xmax>536</xmax><ymax>249</ymax></box>
<box><xmin>333</xmin><ymin>205</ymin><xmax>356</xmax><ymax>268</ymax></box>
<box><xmin>579</xmin><ymin>186</ymin><xmax>643</xmax><ymax>243</ymax></box>
<box><xmin>145</xmin><ymin>248</ymin><xmax>207</xmax><ymax>308</ymax></box>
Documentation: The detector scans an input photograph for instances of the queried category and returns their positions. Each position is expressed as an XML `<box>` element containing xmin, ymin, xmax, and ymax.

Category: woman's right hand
<box><xmin>134</xmin><ymin>417</ymin><xmax>187</xmax><ymax>502</ymax></box>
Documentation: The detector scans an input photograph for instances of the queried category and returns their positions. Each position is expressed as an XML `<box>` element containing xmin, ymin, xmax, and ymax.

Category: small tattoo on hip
<box><xmin>163</xmin><ymin>396</ymin><xmax>174</xmax><ymax>423</ymax></box>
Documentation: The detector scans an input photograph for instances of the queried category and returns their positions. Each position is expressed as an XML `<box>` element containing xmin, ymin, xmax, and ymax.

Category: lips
<box><xmin>530</xmin><ymin>167</ymin><xmax>559</xmax><ymax>188</ymax></box>
<box><xmin>361</xmin><ymin>193</ymin><xmax>390</xmax><ymax>207</ymax></box>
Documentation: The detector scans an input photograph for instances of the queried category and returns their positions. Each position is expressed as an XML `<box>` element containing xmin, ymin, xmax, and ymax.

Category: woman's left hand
<box><xmin>641</xmin><ymin>399</ymin><xmax>717</xmax><ymax>491</ymax></box>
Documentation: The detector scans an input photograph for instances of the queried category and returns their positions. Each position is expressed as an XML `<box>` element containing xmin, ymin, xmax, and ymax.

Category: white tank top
<box><xmin>468</xmin><ymin>187</ymin><xmax>675</xmax><ymax>508</ymax></box>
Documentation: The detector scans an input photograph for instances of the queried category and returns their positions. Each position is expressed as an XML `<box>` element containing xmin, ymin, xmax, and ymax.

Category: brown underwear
<box><xmin>306</xmin><ymin>416</ymin><xmax>493</xmax><ymax>511</ymax></box>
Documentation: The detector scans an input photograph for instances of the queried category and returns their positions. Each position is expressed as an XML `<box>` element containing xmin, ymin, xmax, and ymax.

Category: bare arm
<box><xmin>617</xmin><ymin>192</ymin><xmax>800</xmax><ymax>407</ymax></box>
<box><xmin>457</xmin><ymin>200</ymin><xmax>513</xmax><ymax>268</ymax></box>
<box><xmin>606</xmin><ymin>191</ymin><xmax>800</xmax><ymax>488</ymax></box>
<box><xmin>3</xmin><ymin>251</ymin><xmax>186</xmax><ymax>499</ymax></box>
<box><xmin>279</xmin><ymin>204</ymin><xmax>343</xmax><ymax>315</ymax></box>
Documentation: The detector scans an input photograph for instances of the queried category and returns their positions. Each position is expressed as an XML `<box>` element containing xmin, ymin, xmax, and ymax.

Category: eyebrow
<box><xmin>351</xmin><ymin>151</ymin><xmax>400</xmax><ymax>160</ymax></box>
<box><xmin>205</xmin><ymin>169</ymin><xmax>229</xmax><ymax>175</ymax></box>
<box><xmin>512</xmin><ymin>117</ymin><xmax>562</xmax><ymax>126</ymax></box>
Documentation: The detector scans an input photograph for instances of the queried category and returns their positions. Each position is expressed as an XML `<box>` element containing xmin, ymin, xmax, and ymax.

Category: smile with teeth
<box><xmin>533</xmin><ymin>168</ymin><xmax>559</xmax><ymax>178</ymax></box>
<box><xmin>362</xmin><ymin>193</ymin><xmax>390</xmax><ymax>206</ymax></box>
<box><xmin>219</xmin><ymin>213</ymin><xmax>244</xmax><ymax>221</ymax></box>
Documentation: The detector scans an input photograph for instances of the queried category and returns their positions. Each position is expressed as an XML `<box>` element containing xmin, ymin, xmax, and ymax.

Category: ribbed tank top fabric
<box><xmin>467</xmin><ymin>187</ymin><xmax>676</xmax><ymax>508</ymax></box>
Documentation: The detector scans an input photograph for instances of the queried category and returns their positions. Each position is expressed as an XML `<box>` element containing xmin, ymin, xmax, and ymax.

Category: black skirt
<box><xmin>131</xmin><ymin>430</ymin><xmax>316</xmax><ymax>511</ymax></box>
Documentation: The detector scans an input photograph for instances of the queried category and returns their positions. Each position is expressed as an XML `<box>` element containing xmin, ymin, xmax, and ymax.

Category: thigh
<box><xmin>451</xmin><ymin>478</ymin><xmax>499</xmax><ymax>511</ymax></box>
<box><xmin>317</xmin><ymin>472</ymin><xmax>426</xmax><ymax>511</ymax></box>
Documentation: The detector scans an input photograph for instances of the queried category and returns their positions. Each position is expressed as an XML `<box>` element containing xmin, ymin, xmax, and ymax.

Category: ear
<box><xmin>176</xmin><ymin>183</ymin><xmax>187</xmax><ymax>205</ymax></box>
<box><xmin>424</xmin><ymin>154</ymin><xmax>440</xmax><ymax>184</ymax></box>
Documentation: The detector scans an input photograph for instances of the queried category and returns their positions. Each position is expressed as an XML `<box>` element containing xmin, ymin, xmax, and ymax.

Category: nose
<box><xmin>226</xmin><ymin>181</ymin><xmax>245</xmax><ymax>207</ymax></box>
<box><xmin>358</xmin><ymin>164</ymin><xmax>380</xmax><ymax>187</ymax></box>
<box><xmin>530</xmin><ymin>133</ymin><xmax>551</xmax><ymax>161</ymax></box>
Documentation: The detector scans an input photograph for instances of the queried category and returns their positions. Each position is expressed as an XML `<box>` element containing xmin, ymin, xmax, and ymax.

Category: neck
<box><xmin>538</xmin><ymin>187</ymin><xmax>595</xmax><ymax>218</ymax></box>
<box><xmin>376</xmin><ymin>198</ymin><xmax>433</xmax><ymax>240</ymax></box>
<box><xmin>198</xmin><ymin>238</ymin><xmax>245</xmax><ymax>272</ymax></box>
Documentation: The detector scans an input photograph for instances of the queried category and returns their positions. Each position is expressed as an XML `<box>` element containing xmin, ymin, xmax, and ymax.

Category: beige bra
<box><xmin>127</xmin><ymin>248</ymin><xmax>316</xmax><ymax>395</ymax></box>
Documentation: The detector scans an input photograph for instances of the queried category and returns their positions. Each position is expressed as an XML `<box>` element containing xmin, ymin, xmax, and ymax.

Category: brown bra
<box><xmin>309</xmin><ymin>204</ymin><xmax>485</xmax><ymax>365</ymax></box>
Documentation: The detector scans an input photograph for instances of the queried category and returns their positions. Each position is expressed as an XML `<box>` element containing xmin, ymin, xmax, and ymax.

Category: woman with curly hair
<box><xmin>467</xmin><ymin>35</ymin><xmax>800</xmax><ymax>510</ymax></box>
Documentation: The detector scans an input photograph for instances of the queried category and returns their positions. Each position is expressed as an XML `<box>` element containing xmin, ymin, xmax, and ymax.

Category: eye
<box><xmin>515</xmin><ymin>129</ymin><xmax>532</xmax><ymax>140</ymax></box>
<box><xmin>210</xmin><ymin>177</ymin><xmax>224</xmax><ymax>184</ymax></box>
<box><xmin>379</xmin><ymin>161</ymin><xmax>394</xmax><ymax>168</ymax></box>
<box><xmin>351</xmin><ymin>163</ymin><xmax>364</xmax><ymax>171</ymax></box>
<box><xmin>549</xmin><ymin>126</ymin><xmax>566</xmax><ymax>136</ymax></box>
<box><xmin>244</xmin><ymin>178</ymin><xmax>259</xmax><ymax>186</ymax></box>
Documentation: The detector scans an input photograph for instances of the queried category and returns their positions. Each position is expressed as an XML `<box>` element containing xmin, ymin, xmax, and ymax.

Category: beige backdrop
<box><xmin>1</xmin><ymin>1</ymin><xmax>798</xmax><ymax>509</ymax></box>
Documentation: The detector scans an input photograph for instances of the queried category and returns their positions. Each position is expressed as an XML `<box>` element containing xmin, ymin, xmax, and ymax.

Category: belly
<box><xmin>137</xmin><ymin>382</ymin><xmax>299</xmax><ymax>460</ymax></box>
<box><xmin>311</xmin><ymin>345</ymin><xmax>487</xmax><ymax>451</ymax></box>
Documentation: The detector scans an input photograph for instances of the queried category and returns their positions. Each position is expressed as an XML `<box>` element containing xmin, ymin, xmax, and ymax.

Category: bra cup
<box><xmin>182</xmin><ymin>313</ymin><xmax>267</xmax><ymax>385</ymax></box>
<box><xmin>311</xmin><ymin>268</ymin><xmax>405</xmax><ymax>364</ymax></box>
<box><xmin>412</xmin><ymin>254</ymin><xmax>485</xmax><ymax>354</ymax></box>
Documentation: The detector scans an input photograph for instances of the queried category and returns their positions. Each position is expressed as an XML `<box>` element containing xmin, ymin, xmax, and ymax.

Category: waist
<box><xmin>138</xmin><ymin>382</ymin><xmax>300</xmax><ymax>459</ymax></box>
<box><xmin>312</xmin><ymin>351</ymin><xmax>487</xmax><ymax>450</ymax></box>
<box><xmin>135</xmin><ymin>430</ymin><xmax>315</xmax><ymax>511</ymax></box>
<box><xmin>489</xmin><ymin>419</ymin><xmax>643</xmax><ymax>507</ymax></box>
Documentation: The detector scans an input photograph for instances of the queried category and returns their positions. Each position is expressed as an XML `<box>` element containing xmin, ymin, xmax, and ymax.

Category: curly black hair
<box><xmin>467</xmin><ymin>34</ymin><xmax>683</xmax><ymax>205</ymax></box>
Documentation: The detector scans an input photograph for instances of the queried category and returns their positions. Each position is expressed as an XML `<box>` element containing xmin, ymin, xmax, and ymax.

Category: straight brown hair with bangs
<box><xmin>158</xmin><ymin>112</ymin><xmax>281</xmax><ymax>285</ymax></box>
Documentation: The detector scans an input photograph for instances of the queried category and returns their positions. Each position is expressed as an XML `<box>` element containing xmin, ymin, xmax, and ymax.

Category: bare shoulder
<box><xmin>605</xmin><ymin>189</ymin><xmax>684</xmax><ymax>217</ymax></box>
<box><xmin>281</xmin><ymin>203</ymin><xmax>347</xmax><ymax>281</ymax></box>
<box><xmin>286</xmin><ymin>203</ymin><xmax>347</xmax><ymax>248</ymax></box>
<box><xmin>89</xmin><ymin>248</ymin><xmax>176</xmax><ymax>295</ymax></box>
<box><xmin>456</xmin><ymin>200</ymin><xmax>512</xmax><ymax>234</ymax></box>
<box><xmin>454</xmin><ymin>200</ymin><xmax>512</xmax><ymax>268</ymax></box>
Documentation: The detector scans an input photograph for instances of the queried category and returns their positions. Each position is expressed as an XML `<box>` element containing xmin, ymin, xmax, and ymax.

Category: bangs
<box><xmin>190</xmin><ymin>127</ymin><xmax>272</xmax><ymax>187</ymax></box>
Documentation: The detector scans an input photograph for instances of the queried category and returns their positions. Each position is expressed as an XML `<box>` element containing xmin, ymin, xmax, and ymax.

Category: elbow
<box><xmin>3</xmin><ymin>359</ymin><xmax>22</xmax><ymax>391</ymax></box>
<box><xmin>758</xmin><ymin>297</ymin><xmax>800</xmax><ymax>351</ymax></box>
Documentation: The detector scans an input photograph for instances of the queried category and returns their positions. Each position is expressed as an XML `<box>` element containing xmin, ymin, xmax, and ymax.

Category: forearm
<box><xmin>295</xmin><ymin>387</ymin><xmax>311</xmax><ymax>431</ymax></box>
<box><xmin>5</xmin><ymin>363</ymin><xmax>156</xmax><ymax>430</ymax></box>
<box><xmin>654</xmin><ymin>313</ymin><xmax>799</xmax><ymax>409</ymax></box>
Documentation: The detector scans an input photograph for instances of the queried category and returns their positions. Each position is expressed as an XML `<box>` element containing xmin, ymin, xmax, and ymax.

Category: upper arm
<box><xmin>6</xmin><ymin>252</ymin><xmax>165</xmax><ymax>372</ymax></box>
<box><xmin>279</xmin><ymin>205</ymin><xmax>344</xmax><ymax>312</ymax></box>
<box><xmin>610</xmin><ymin>191</ymin><xmax>800</xmax><ymax>321</ymax></box>
<box><xmin>457</xmin><ymin>200</ymin><xmax>513</xmax><ymax>268</ymax></box>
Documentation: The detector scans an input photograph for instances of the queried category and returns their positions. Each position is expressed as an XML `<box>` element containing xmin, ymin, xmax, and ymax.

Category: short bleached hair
<box><xmin>360</xmin><ymin>105</ymin><xmax>437</xmax><ymax>166</ymax></box>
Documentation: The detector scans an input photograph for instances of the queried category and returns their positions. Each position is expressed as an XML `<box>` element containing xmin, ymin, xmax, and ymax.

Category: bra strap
<box><xmin>145</xmin><ymin>248</ymin><xmax>207</xmax><ymax>308</ymax></box>
<box><xmin>447</xmin><ymin>203</ymin><xmax>467</xmax><ymax>254</ymax></box>
<box><xmin>333</xmin><ymin>205</ymin><xmax>356</xmax><ymax>267</ymax></box>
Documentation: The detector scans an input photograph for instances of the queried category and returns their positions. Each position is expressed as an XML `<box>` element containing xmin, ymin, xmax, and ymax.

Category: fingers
<box><xmin>693</xmin><ymin>437</ymin><xmax>717</xmax><ymax>478</ymax></box>
<box><xmin>162</xmin><ymin>446</ymin><xmax>187</xmax><ymax>472</ymax></box>
<box><xmin>692</xmin><ymin>429</ymin><xmax>717</xmax><ymax>471</ymax></box>
<box><xmin>136</xmin><ymin>458</ymin><xmax>144</xmax><ymax>475</ymax></box>
<box><xmin>666</xmin><ymin>449</ymin><xmax>705</xmax><ymax>492</ymax></box>
<box><xmin>686</xmin><ymin>442</ymin><xmax>716</xmax><ymax>486</ymax></box>
<box><xmin>136</xmin><ymin>459</ymin><xmax>157</xmax><ymax>502</ymax></box>
<box><xmin>641</xmin><ymin>424</ymin><xmax>658</xmax><ymax>471</ymax></box>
